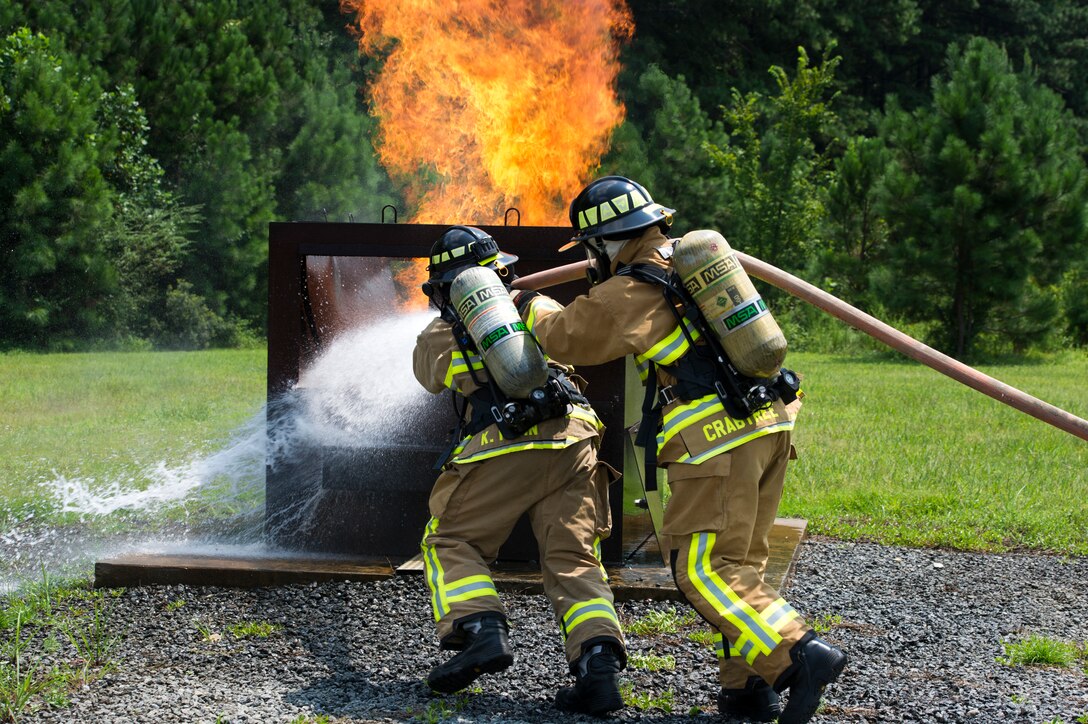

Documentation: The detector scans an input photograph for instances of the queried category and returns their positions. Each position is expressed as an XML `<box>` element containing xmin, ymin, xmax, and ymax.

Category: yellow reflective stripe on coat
<box><xmin>444</xmin><ymin>350</ymin><xmax>484</xmax><ymax>390</ymax></box>
<box><xmin>569</xmin><ymin>404</ymin><xmax>604</xmax><ymax>432</ymax></box>
<box><xmin>450</xmin><ymin>414</ymin><xmax>597</xmax><ymax>463</ymax></box>
<box><xmin>634</xmin><ymin>318</ymin><xmax>701</xmax><ymax>369</ymax></box>
<box><xmin>524</xmin><ymin>296</ymin><xmax>563</xmax><ymax>333</ymax></box>
<box><xmin>453</xmin><ymin>437</ymin><xmax>576</xmax><ymax>464</ymax></box>
<box><xmin>421</xmin><ymin>518</ymin><xmax>449</xmax><ymax>621</ymax></box>
<box><xmin>659</xmin><ymin>393</ymin><xmax>725</xmax><ymax>449</ymax></box>
<box><xmin>561</xmin><ymin>597</ymin><xmax>620</xmax><ymax>640</ymax></box>
<box><xmin>672</xmin><ymin>421</ymin><xmax>794</xmax><ymax>464</ymax></box>
<box><xmin>686</xmin><ymin>533</ymin><xmax>782</xmax><ymax>664</ymax></box>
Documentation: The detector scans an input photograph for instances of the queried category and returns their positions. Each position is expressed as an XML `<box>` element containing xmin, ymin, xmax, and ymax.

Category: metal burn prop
<box><xmin>264</xmin><ymin>218</ymin><xmax>633</xmax><ymax>565</ymax></box>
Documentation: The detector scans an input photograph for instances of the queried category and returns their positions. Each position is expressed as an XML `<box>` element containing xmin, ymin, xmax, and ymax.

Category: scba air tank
<box><xmin>672</xmin><ymin>229</ymin><xmax>787</xmax><ymax>379</ymax></box>
<box><xmin>450</xmin><ymin>266</ymin><xmax>549</xmax><ymax>399</ymax></box>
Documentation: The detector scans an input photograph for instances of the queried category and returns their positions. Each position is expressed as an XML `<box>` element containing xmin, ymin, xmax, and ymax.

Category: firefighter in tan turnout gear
<box><xmin>413</xmin><ymin>225</ymin><xmax>627</xmax><ymax>715</ymax></box>
<box><xmin>513</xmin><ymin>178</ymin><xmax>847</xmax><ymax>724</ymax></box>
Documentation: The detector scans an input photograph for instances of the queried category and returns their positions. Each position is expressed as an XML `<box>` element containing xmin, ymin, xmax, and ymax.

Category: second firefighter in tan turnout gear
<box><xmin>515</xmin><ymin>177</ymin><xmax>847</xmax><ymax>724</ymax></box>
<box><xmin>414</xmin><ymin>225</ymin><xmax>627</xmax><ymax>715</ymax></box>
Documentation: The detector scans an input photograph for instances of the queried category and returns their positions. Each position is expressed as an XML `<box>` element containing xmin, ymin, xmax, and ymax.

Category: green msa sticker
<box><xmin>722</xmin><ymin>299</ymin><xmax>767</xmax><ymax>332</ymax></box>
<box><xmin>480</xmin><ymin>320</ymin><xmax>528</xmax><ymax>351</ymax></box>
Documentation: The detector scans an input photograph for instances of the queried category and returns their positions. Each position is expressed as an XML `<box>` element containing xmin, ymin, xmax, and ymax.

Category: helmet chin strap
<box><xmin>582</xmin><ymin>238</ymin><xmax>629</xmax><ymax>285</ymax></box>
<box><xmin>583</xmin><ymin>241</ymin><xmax>609</xmax><ymax>285</ymax></box>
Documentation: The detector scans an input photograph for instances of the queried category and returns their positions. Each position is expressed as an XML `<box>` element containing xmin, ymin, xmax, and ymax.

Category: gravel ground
<box><xmin>21</xmin><ymin>538</ymin><xmax>1088</xmax><ymax>723</ymax></box>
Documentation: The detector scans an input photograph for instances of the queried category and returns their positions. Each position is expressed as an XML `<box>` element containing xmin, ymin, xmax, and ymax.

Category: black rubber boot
<box><xmin>776</xmin><ymin>633</ymin><xmax>847</xmax><ymax>724</ymax></box>
<box><xmin>554</xmin><ymin>640</ymin><xmax>625</xmax><ymax>716</ymax></box>
<box><xmin>427</xmin><ymin>613</ymin><xmax>513</xmax><ymax>694</ymax></box>
<box><xmin>717</xmin><ymin>676</ymin><xmax>781</xmax><ymax>722</ymax></box>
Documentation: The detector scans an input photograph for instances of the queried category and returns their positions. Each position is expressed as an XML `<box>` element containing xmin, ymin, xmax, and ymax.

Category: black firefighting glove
<box><xmin>511</xmin><ymin>289</ymin><xmax>541</xmax><ymax>315</ymax></box>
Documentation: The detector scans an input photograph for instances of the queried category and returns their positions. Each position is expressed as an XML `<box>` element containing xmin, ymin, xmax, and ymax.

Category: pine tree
<box><xmin>0</xmin><ymin>29</ymin><xmax>116</xmax><ymax>348</ymax></box>
<box><xmin>877</xmin><ymin>37</ymin><xmax>1088</xmax><ymax>357</ymax></box>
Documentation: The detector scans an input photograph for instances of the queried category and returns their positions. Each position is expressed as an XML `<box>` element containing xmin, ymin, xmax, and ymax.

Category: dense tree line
<box><xmin>609</xmin><ymin>0</ymin><xmax>1088</xmax><ymax>357</ymax></box>
<box><xmin>2</xmin><ymin>1</ymin><xmax>1086</xmax><ymax>358</ymax></box>
<box><xmin>1</xmin><ymin>1</ymin><xmax>395</xmax><ymax>350</ymax></box>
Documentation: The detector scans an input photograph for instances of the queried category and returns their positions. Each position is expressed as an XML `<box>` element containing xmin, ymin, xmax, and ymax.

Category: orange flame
<box><xmin>391</xmin><ymin>257</ymin><xmax>431</xmax><ymax>309</ymax></box>
<box><xmin>341</xmin><ymin>0</ymin><xmax>633</xmax><ymax>226</ymax></box>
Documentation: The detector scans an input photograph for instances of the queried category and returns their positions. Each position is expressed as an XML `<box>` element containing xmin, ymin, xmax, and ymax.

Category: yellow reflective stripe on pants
<box><xmin>422</xmin><ymin>519</ymin><xmax>500</xmax><ymax>621</ymax></box>
<box><xmin>714</xmin><ymin>630</ymin><xmax>761</xmax><ymax>661</ymax></box>
<box><xmin>713</xmin><ymin>632</ymin><xmax>726</xmax><ymax>659</ymax></box>
<box><xmin>561</xmin><ymin>597</ymin><xmax>619</xmax><ymax>641</ymax></box>
<box><xmin>421</xmin><ymin>518</ymin><xmax>448</xmax><ymax>621</ymax></box>
<box><xmin>444</xmin><ymin>574</ymin><xmax>499</xmax><ymax>604</ymax></box>
<box><xmin>593</xmin><ymin>536</ymin><xmax>608</xmax><ymax>582</ymax></box>
<box><xmin>762</xmin><ymin>598</ymin><xmax>800</xmax><ymax>631</ymax></box>
<box><xmin>687</xmin><ymin>533</ymin><xmax>782</xmax><ymax>664</ymax></box>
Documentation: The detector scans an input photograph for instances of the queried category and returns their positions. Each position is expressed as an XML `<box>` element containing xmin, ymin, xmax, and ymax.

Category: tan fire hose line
<box><xmin>511</xmin><ymin>256</ymin><xmax>1088</xmax><ymax>442</ymax></box>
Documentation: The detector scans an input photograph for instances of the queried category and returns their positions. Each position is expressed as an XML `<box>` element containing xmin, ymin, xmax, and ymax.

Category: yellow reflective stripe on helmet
<box><xmin>561</xmin><ymin>597</ymin><xmax>619</xmax><ymax>640</ymax></box>
<box><xmin>421</xmin><ymin>518</ymin><xmax>449</xmax><ymax>621</ymax></box>
<box><xmin>578</xmin><ymin>206</ymin><xmax>598</xmax><ymax>231</ymax></box>
<box><xmin>672</xmin><ymin>421</ymin><xmax>795</xmax><ymax>464</ymax></box>
<box><xmin>686</xmin><ymin>533</ymin><xmax>781</xmax><ymax>664</ymax></box>
<box><xmin>444</xmin><ymin>574</ymin><xmax>499</xmax><ymax>604</ymax></box>
<box><xmin>432</xmin><ymin>240</ymin><xmax>495</xmax><ymax>267</ymax></box>
<box><xmin>577</xmin><ymin>188</ymin><xmax>654</xmax><ymax>231</ymax></box>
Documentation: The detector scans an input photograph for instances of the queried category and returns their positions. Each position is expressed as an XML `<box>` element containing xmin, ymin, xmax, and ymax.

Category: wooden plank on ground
<box><xmin>94</xmin><ymin>518</ymin><xmax>806</xmax><ymax>595</ymax></box>
<box><xmin>94</xmin><ymin>552</ymin><xmax>397</xmax><ymax>589</ymax></box>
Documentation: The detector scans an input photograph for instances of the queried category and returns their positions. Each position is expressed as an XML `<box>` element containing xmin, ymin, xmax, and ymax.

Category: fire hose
<box><xmin>512</xmin><ymin>256</ymin><xmax>1088</xmax><ymax>443</ymax></box>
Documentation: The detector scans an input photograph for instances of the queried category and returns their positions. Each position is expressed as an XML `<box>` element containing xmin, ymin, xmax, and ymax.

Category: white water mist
<box><xmin>1</xmin><ymin>310</ymin><xmax>439</xmax><ymax>592</ymax></box>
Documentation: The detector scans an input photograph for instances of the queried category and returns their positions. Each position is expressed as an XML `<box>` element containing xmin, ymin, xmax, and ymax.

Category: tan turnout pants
<box><xmin>663</xmin><ymin>431</ymin><xmax>810</xmax><ymax>689</ymax></box>
<box><xmin>421</xmin><ymin>439</ymin><xmax>624</xmax><ymax>664</ymax></box>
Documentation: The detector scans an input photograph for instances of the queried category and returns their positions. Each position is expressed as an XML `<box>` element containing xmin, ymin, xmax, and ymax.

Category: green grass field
<box><xmin>1</xmin><ymin>348</ymin><xmax>1085</xmax><ymax>554</ymax></box>
<box><xmin>0</xmin><ymin>350</ymin><xmax>266</xmax><ymax>519</ymax></box>
<box><xmin>782</xmin><ymin>351</ymin><xmax>1088</xmax><ymax>554</ymax></box>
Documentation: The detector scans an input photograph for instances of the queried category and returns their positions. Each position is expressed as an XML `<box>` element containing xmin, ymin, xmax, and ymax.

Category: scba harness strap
<box><xmin>615</xmin><ymin>262</ymin><xmax>799</xmax><ymax>483</ymax></box>
<box><xmin>464</xmin><ymin>370</ymin><xmax>587</xmax><ymax>439</ymax></box>
<box><xmin>433</xmin><ymin>317</ymin><xmax>587</xmax><ymax>468</ymax></box>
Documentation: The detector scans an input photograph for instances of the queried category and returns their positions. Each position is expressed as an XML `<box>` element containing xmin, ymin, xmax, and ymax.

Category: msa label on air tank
<box><xmin>721</xmin><ymin>298</ymin><xmax>768</xmax><ymax>334</ymax></box>
<box><xmin>683</xmin><ymin>255</ymin><xmax>741</xmax><ymax>296</ymax></box>
<box><xmin>456</xmin><ymin>284</ymin><xmax>499</xmax><ymax>319</ymax></box>
<box><xmin>479</xmin><ymin>321</ymin><xmax>528</xmax><ymax>351</ymax></box>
